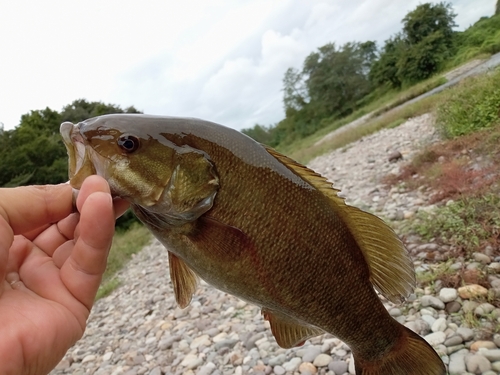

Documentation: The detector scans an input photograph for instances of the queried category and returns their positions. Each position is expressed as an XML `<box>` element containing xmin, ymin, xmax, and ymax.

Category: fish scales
<box><xmin>163</xmin><ymin>131</ymin><xmax>399</xmax><ymax>357</ymax></box>
<box><xmin>60</xmin><ymin>114</ymin><xmax>446</xmax><ymax>375</ymax></box>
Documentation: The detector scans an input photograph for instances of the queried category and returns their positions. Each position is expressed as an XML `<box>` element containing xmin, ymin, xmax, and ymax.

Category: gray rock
<box><xmin>420</xmin><ymin>295</ymin><xmax>445</xmax><ymax>310</ymax></box>
<box><xmin>282</xmin><ymin>357</ymin><xmax>301</xmax><ymax>372</ymax></box>
<box><xmin>439</xmin><ymin>288</ymin><xmax>458</xmax><ymax>303</ymax></box>
<box><xmin>444</xmin><ymin>335</ymin><xmax>464</xmax><ymax>347</ymax></box>
<box><xmin>445</xmin><ymin>301</ymin><xmax>461</xmax><ymax>314</ymax></box>
<box><xmin>268</xmin><ymin>354</ymin><xmax>287</xmax><ymax>367</ymax></box>
<box><xmin>301</xmin><ymin>346</ymin><xmax>322</xmax><ymax>362</ymax></box>
<box><xmin>457</xmin><ymin>327</ymin><xmax>474</xmax><ymax>342</ymax></box>
<box><xmin>448</xmin><ymin>349</ymin><xmax>468</xmax><ymax>374</ymax></box>
<box><xmin>465</xmin><ymin>353</ymin><xmax>491</xmax><ymax>373</ymax></box>
<box><xmin>424</xmin><ymin>331</ymin><xmax>446</xmax><ymax>346</ymax></box>
<box><xmin>329</xmin><ymin>360</ymin><xmax>348</xmax><ymax>375</ymax></box>
<box><xmin>481</xmin><ymin>349</ymin><xmax>500</xmax><ymax>362</ymax></box>
<box><xmin>431</xmin><ymin>317</ymin><xmax>447</xmax><ymax>332</ymax></box>
<box><xmin>473</xmin><ymin>252</ymin><xmax>491</xmax><ymax>264</ymax></box>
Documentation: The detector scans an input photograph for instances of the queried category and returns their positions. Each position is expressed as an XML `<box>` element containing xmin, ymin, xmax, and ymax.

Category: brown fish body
<box><xmin>61</xmin><ymin>114</ymin><xmax>446</xmax><ymax>374</ymax></box>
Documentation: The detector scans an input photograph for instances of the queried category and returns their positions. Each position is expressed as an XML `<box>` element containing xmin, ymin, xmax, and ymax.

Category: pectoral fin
<box><xmin>168</xmin><ymin>251</ymin><xmax>199</xmax><ymax>308</ymax></box>
<box><xmin>262</xmin><ymin>308</ymin><xmax>324</xmax><ymax>348</ymax></box>
<box><xmin>188</xmin><ymin>216</ymin><xmax>253</xmax><ymax>260</ymax></box>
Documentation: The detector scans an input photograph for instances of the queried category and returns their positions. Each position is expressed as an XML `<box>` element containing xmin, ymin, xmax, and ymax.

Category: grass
<box><xmin>284</xmin><ymin>90</ymin><xmax>445</xmax><ymax>163</ymax></box>
<box><xmin>278</xmin><ymin>75</ymin><xmax>448</xmax><ymax>163</ymax></box>
<box><xmin>410</xmin><ymin>194</ymin><xmax>500</xmax><ymax>257</ymax></box>
<box><xmin>391</xmin><ymin>125</ymin><xmax>500</xmax><ymax>258</ymax></box>
<box><xmin>280</xmin><ymin>60</ymin><xmax>500</xmax><ymax>164</ymax></box>
<box><xmin>437</xmin><ymin>68</ymin><xmax>500</xmax><ymax>138</ymax></box>
<box><xmin>96</xmin><ymin>222</ymin><xmax>151</xmax><ymax>299</ymax></box>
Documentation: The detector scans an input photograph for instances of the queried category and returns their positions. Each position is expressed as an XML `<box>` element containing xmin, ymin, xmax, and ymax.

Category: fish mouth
<box><xmin>60</xmin><ymin>121</ymin><xmax>97</xmax><ymax>189</ymax></box>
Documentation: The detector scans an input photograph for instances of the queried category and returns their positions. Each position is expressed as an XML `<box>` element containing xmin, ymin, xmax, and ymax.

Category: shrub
<box><xmin>436</xmin><ymin>68</ymin><xmax>500</xmax><ymax>138</ymax></box>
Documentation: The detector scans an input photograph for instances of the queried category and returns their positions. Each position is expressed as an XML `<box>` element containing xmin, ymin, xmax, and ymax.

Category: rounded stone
<box><xmin>445</xmin><ymin>301</ymin><xmax>461</xmax><ymax>314</ymax></box>
<box><xmin>444</xmin><ymin>335</ymin><xmax>463</xmax><ymax>347</ymax></box>
<box><xmin>458</xmin><ymin>284</ymin><xmax>489</xmax><ymax>299</ymax></box>
<box><xmin>313</xmin><ymin>353</ymin><xmax>333</xmax><ymax>367</ymax></box>
<box><xmin>301</xmin><ymin>346</ymin><xmax>322</xmax><ymax>362</ymax></box>
<box><xmin>298</xmin><ymin>362</ymin><xmax>317</xmax><ymax>374</ymax></box>
<box><xmin>470</xmin><ymin>341</ymin><xmax>497</xmax><ymax>351</ymax></box>
<box><xmin>273</xmin><ymin>365</ymin><xmax>285</xmax><ymax>375</ymax></box>
<box><xmin>420</xmin><ymin>295</ymin><xmax>445</xmax><ymax>310</ymax></box>
<box><xmin>465</xmin><ymin>354</ymin><xmax>491</xmax><ymax>373</ymax></box>
<box><xmin>329</xmin><ymin>360</ymin><xmax>348</xmax><ymax>375</ymax></box>
<box><xmin>424</xmin><ymin>331</ymin><xmax>446</xmax><ymax>346</ymax></box>
<box><xmin>439</xmin><ymin>288</ymin><xmax>458</xmax><ymax>303</ymax></box>
<box><xmin>431</xmin><ymin>317</ymin><xmax>447</xmax><ymax>332</ymax></box>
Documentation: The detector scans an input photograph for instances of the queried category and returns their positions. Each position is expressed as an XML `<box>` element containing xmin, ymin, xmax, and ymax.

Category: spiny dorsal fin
<box><xmin>262</xmin><ymin>308</ymin><xmax>324</xmax><ymax>348</ymax></box>
<box><xmin>265</xmin><ymin>146</ymin><xmax>415</xmax><ymax>303</ymax></box>
<box><xmin>168</xmin><ymin>251</ymin><xmax>199</xmax><ymax>308</ymax></box>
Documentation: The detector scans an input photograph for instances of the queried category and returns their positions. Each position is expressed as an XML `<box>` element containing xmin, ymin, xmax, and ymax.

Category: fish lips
<box><xmin>60</xmin><ymin>121</ymin><xmax>98</xmax><ymax>189</ymax></box>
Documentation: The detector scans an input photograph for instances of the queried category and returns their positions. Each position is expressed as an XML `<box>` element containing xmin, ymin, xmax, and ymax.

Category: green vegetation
<box><xmin>411</xmin><ymin>194</ymin><xmax>500</xmax><ymax>255</ymax></box>
<box><xmin>386</xmin><ymin>68</ymin><xmax>500</xmax><ymax>262</ymax></box>
<box><xmin>0</xmin><ymin>99</ymin><xmax>140</xmax><ymax>187</ymax></box>
<box><xmin>437</xmin><ymin>68</ymin><xmax>500</xmax><ymax>137</ymax></box>
<box><xmin>450</xmin><ymin>14</ymin><xmax>500</xmax><ymax>66</ymax></box>
<box><xmin>282</xmin><ymin>83</ymin><xmax>446</xmax><ymax>163</ymax></box>
<box><xmin>96</xmin><ymin>223</ymin><xmax>152</xmax><ymax>299</ymax></box>
<box><xmin>243</xmin><ymin>3</ymin><xmax>500</xmax><ymax>155</ymax></box>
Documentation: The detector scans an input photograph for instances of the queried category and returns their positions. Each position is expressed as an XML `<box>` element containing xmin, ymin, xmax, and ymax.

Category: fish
<box><xmin>60</xmin><ymin>114</ymin><xmax>446</xmax><ymax>375</ymax></box>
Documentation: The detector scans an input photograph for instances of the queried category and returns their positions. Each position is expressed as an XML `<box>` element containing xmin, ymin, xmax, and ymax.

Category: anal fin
<box><xmin>168</xmin><ymin>252</ymin><xmax>199</xmax><ymax>308</ymax></box>
<box><xmin>262</xmin><ymin>308</ymin><xmax>324</xmax><ymax>348</ymax></box>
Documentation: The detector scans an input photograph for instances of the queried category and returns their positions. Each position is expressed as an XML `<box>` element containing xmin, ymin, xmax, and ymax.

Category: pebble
<box><xmin>329</xmin><ymin>360</ymin><xmax>348</xmax><ymax>375</ymax></box>
<box><xmin>421</xmin><ymin>295</ymin><xmax>445</xmax><ymax>310</ymax></box>
<box><xmin>458</xmin><ymin>284</ymin><xmax>489</xmax><ymax>299</ymax></box>
<box><xmin>313</xmin><ymin>353</ymin><xmax>333</xmax><ymax>367</ymax></box>
<box><xmin>49</xmin><ymin>114</ymin><xmax>499</xmax><ymax>375</ymax></box>
<box><xmin>439</xmin><ymin>288</ymin><xmax>458</xmax><ymax>303</ymax></box>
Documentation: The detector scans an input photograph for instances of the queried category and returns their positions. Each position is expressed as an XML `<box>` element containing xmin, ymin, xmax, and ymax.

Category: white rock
<box><xmin>424</xmin><ymin>331</ymin><xmax>447</xmax><ymax>346</ymax></box>
<box><xmin>431</xmin><ymin>317</ymin><xmax>447</xmax><ymax>332</ymax></box>
<box><xmin>439</xmin><ymin>288</ymin><xmax>458</xmax><ymax>303</ymax></box>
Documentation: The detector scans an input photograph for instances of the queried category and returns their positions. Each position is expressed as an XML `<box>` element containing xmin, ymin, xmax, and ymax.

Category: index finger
<box><xmin>0</xmin><ymin>184</ymin><xmax>73</xmax><ymax>236</ymax></box>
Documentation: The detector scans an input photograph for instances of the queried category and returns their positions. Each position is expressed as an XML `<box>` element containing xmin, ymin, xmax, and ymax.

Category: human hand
<box><xmin>0</xmin><ymin>176</ymin><xmax>129</xmax><ymax>375</ymax></box>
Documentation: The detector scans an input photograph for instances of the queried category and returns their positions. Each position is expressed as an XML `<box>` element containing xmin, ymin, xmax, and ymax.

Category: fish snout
<box><xmin>60</xmin><ymin>121</ymin><xmax>96</xmax><ymax>189</ymax></box>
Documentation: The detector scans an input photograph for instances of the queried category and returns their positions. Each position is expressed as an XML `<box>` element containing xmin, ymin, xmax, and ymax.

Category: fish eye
<box><xmin>118</xmin><ymin>135</ymin><xmax>140</xmax><ymax>153</ymax></box>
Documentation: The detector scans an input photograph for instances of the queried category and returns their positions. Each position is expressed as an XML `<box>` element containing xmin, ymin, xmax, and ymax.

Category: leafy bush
<box><xmin>436</xmin><ymin>68</ymin><xmax>500</xmax><ymax>138</ymax></box>
<box><xmin>451</xmin><ymin>14</ymin><xmax>500</xmax><ymax>66</ymax></box>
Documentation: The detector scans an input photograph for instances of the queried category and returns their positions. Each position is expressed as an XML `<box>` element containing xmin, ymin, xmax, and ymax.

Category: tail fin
<box><xmin>354</xmin><ymin>326</ymin><xmax>446</xmax><ymax>375</ymax></box>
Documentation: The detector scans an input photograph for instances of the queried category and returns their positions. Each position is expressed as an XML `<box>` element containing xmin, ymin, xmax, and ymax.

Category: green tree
<box><xmin>0</xmin><ymin>100</ymin><xmax>141</xmax><ymax>187</ymax></box>
<box><xmin>372</xmin><ymin>2</ymin><xmax>457</xmax><ymax>87</ymax></box>
<box><xmin>282</xmin><ymin>67</ymin><xmax>308</xmax><ymax>112</ymax></box>
<box><xmin>241</xmin><ymin>124</ymin><xmax>274</xmax><ymax>145</ymax></box>
<box><xmin>61</xmin><ymin>99</ymin><xmax>140</xmax><ymax>123</ymax></box>
<box><xmin>402</xmin><ymin>2</ymin><xmax>456</xmax><ymax>47</ymax></box>
<box><xmin>370</xmin><ymin>34</ymin><xmax>406</xmax><ymax>88</ymax></box>
<box><xmin>496</xmin><ymin>0</ymin><xmax>499</xmax><ymax>15</ymax></box>
<box><xmin>396</xmin><ymin>30</ymin><xmax>451</xmax><ymax>84</ymax></box>
<box><xmin>302</xmin><ymin>41</ymin><xmax>376</xmax><ymax>118</ymax></box>
<box><xmin>398</xmin><ymin>2</ymin><xmax>457</xmax><ymax>84</ymax></box>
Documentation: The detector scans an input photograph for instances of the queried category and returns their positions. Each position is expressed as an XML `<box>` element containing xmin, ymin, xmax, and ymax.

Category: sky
<box><xmin>0</xmin><ymin>0</ymin><xmax>495</xmax><ymax>131</ymax></box>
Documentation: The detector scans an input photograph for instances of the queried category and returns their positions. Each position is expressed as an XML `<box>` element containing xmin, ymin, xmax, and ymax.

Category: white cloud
<box><xmin>0</xmin><ymin>0</ymin><xmax>495</xmax><ymax>131</ymax></box>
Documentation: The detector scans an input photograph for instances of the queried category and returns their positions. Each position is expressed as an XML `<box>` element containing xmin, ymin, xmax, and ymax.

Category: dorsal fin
<box><xmin>262</xmin><ymin>308</ymin><xmax>324</xmax><ymax>348</ymax></box>
<box><xmin>265</xmin><ymin>146</ymin><xmax>415</xmax><ymax>303</ymax></box>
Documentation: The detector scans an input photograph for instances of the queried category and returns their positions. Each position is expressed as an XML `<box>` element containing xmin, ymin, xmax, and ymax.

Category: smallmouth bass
<box><xmin>60</xmin><ymin>114</ymin><xmax>446</xmax><ymax>375</ymax></box>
